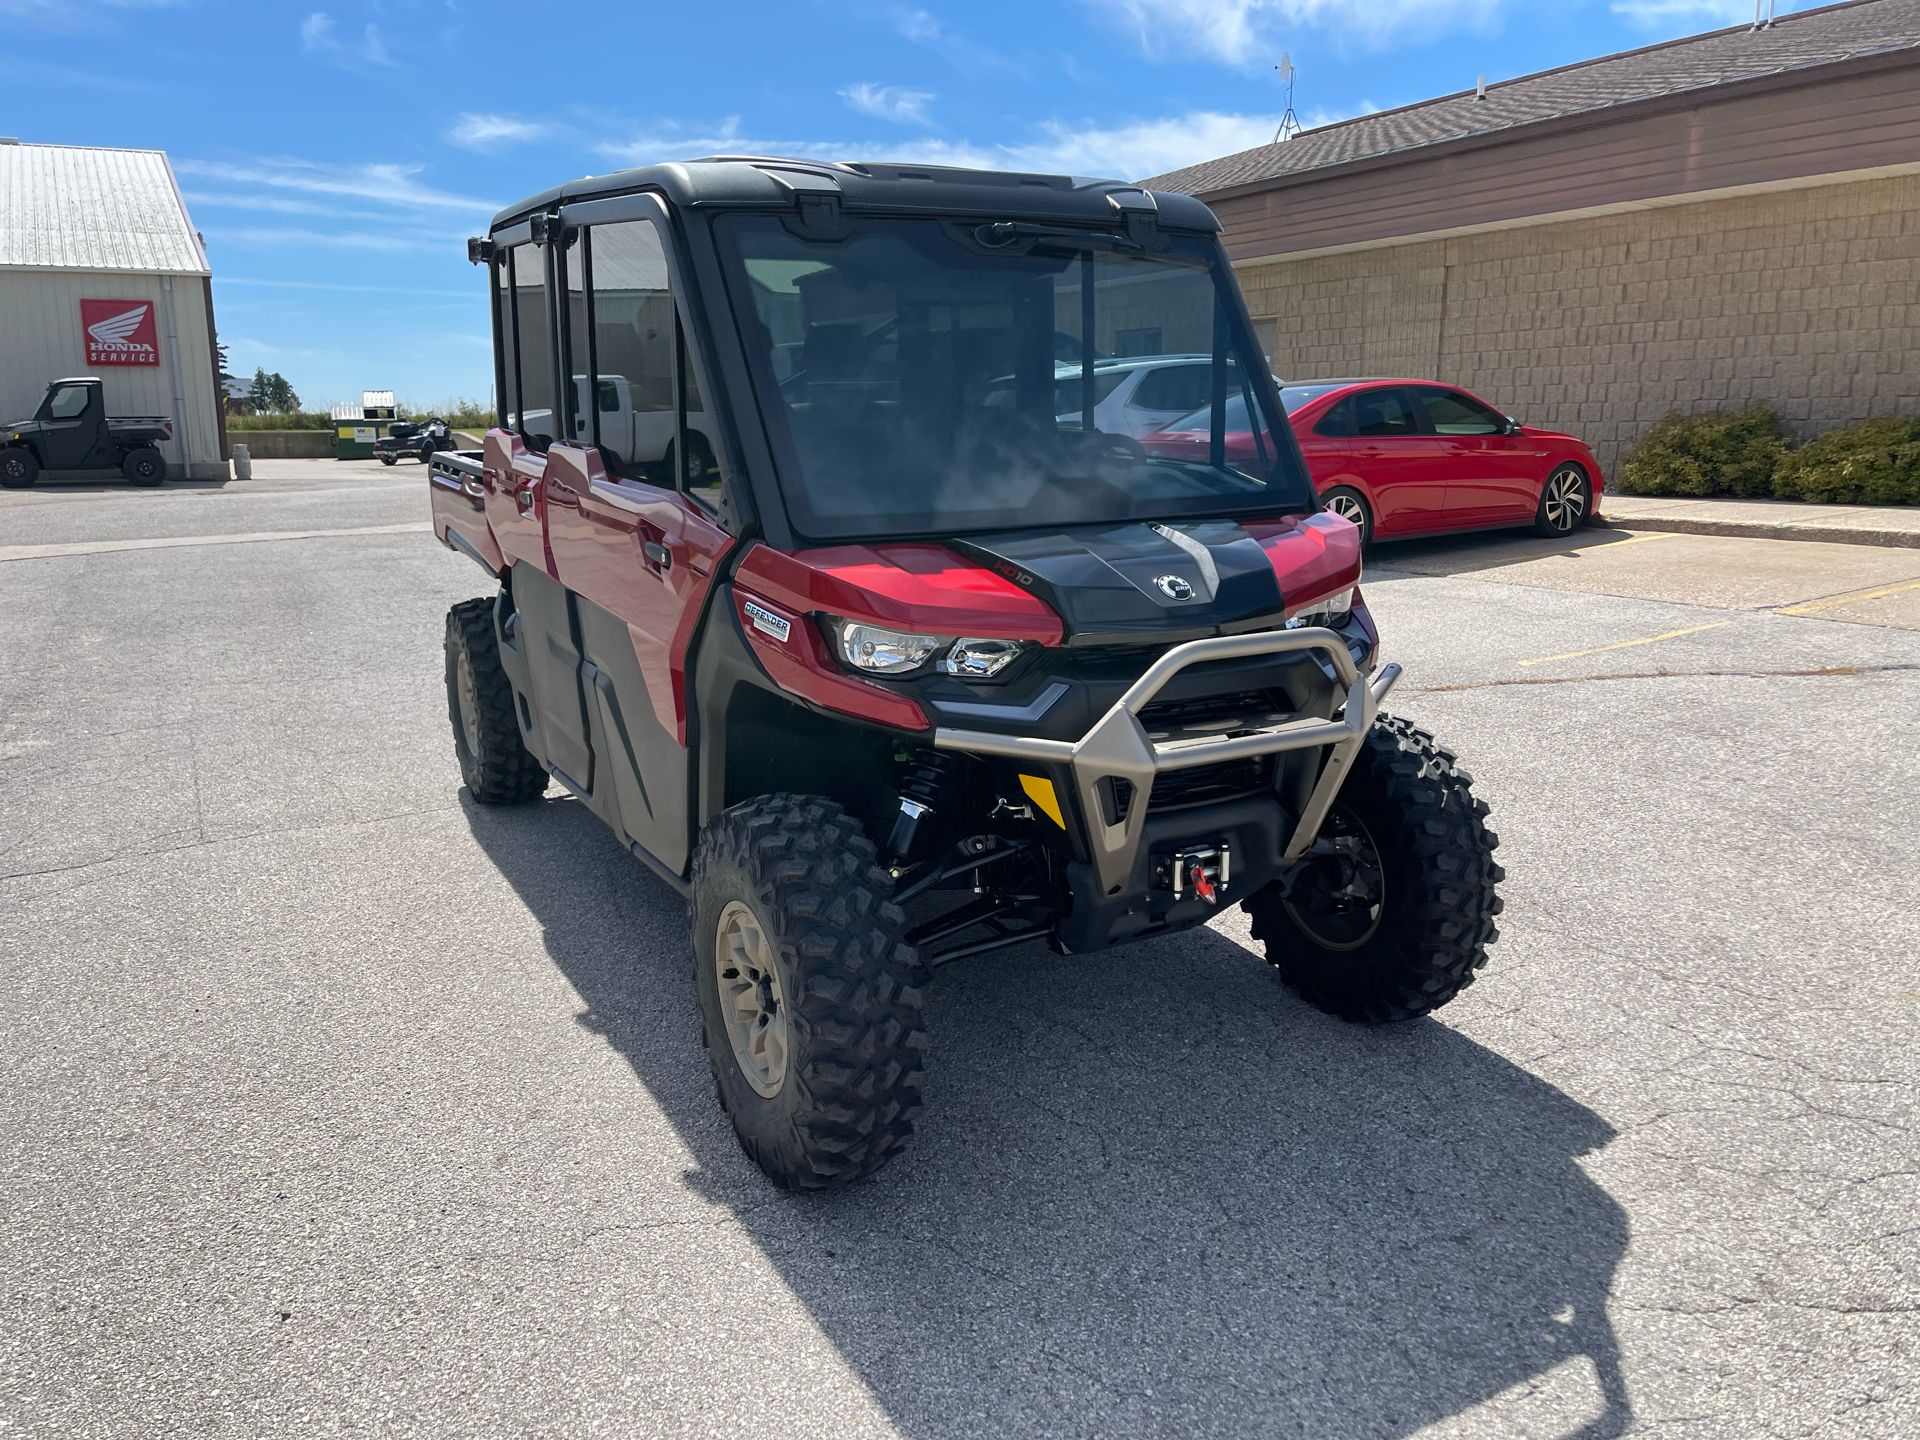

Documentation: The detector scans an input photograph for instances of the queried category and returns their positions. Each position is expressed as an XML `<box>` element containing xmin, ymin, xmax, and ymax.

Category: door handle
<box><xmin>643</xmin><ymin>540</ymin><xmax>671</xmax><ymax>570</ymax></box>
<box><xmin>515</xmin><ymin>488</ymin><xmax>535</xmax><ymax>508</ymax></box>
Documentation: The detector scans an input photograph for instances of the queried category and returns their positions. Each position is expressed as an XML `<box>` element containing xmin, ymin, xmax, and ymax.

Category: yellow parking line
<box><xmin>1595</xmin><ymin>531</ymin><xmax>1685</xmax><ymax>546</ymax></box>
<box><xmin>1775</xmin><ymin>578</ymin><xmax>1920</xmax><ymax>616</ymax></box>
<box><xmin>1517</xmin><ymin>621</ymin><xmax>1733</xmax><ymax>667</ymax></box>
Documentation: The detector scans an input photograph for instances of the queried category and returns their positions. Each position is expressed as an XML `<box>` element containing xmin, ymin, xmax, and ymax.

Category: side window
<box><xmin>1314</xmin><ymin>396</ymin><xmax>1357</xmax><ymax>438</ymax></box>
<box><xmin>585</xmin><ymin>218</ymin><xmax>715</xmax><ymax>506</ymax></box>
<box><xmin>1416</xmin><ymin>387</ymin><xmax>1504</xmax><ymax>435</ymax></box>
<box><xmin>47</xmin><ymin>385</ymin><xmax>90</xmax><ymax>420</ymax></box>
<box><xmin>1130</xmin><ymin>363</ymin><xmax>1217</xmax><ymax>414</ymax></box>
<box><xmin>1349</xmin><ymin>388</ymin><xmax>1420</xmax><ymax>438</ymax></box>
<box><xmin>1048</xmin><ymin>369</ymin><xmax>1128</xmax><ymax>416</ymax></box>
<box><xmin>494</xmin><ymin>253</ymin><xmax>514</xmax><ymax>430</ymax></box>
<box><xmin>559</xmin><ymin>230</ymin><xmax>587</xmax><ymax>441</ymax></box>
<box><xmin>508</xmin><ymin>242</ymin><xmax>557</xmax><ymax>448</ymax></box>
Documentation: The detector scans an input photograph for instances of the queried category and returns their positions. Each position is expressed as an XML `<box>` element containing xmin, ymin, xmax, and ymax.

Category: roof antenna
<box><xmin>1272</xmin><ymin>52</ymin><xmax>1302</xmax><ymax>143</ymax></box>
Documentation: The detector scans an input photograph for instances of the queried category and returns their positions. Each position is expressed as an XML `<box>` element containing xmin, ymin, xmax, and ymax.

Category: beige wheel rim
<box><xmin>714</xmin><ymin>900</ymin><xmax>790</xmax><ymax>1098</ymax></box>
<box><xmin>455</xmin><ymin>649</ymin><xmax>482</xmax><ymax>756</ymax></box>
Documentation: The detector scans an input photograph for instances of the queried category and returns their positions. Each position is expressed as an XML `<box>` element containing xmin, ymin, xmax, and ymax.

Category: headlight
<box><xmin>941</xmin><ymin>637</ymin><xmax>1027</xmax><ymax>678</ymax></box>
<box><xmin>1285</xmin><ymin>587</ymin><xmax>1355</xmax><ymax>629</ymax></box>
<box><xmin>830</xmin><ymin>621</ymin><xmax>1031</xmax><ymax>679</ymax></box>
<box><xmin>836</xmin><ymin>621</ymin><xmax>943</xmax><ymax>674</ymax></box>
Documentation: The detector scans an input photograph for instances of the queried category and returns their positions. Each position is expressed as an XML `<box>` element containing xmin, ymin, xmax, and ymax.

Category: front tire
<box><xmin>1320</xmin><ymin>485</ymin><xmax>1373</xmax><ymax>547</ymax></box>
<box><xmin>0</xmin><ymin>448</ymin><xmax>38</xmax><ymax>489</ymax></box>
<box><xmin>1245</xmin><ymin>715</ymin><xmax>1503</xmax><ymax>1022</ymax></box>
<box><xmin>692</xmin><ymin>795</ymin><xmax>926</xmax><ymax>1191</ymax></box>
<box><xmin>1534</xmin><ymin>463</ymin><xmax>1590</xmax><ymax>536</ymax></box>
<box><xmin>444</xmin><ymin>597</ymin><xmax>547</xmax><ymax>803</ymax></box>
<box><xmin>121</xmin><ymin>447</ymin><xmax>166</xmax><ymax>486</ymax></box>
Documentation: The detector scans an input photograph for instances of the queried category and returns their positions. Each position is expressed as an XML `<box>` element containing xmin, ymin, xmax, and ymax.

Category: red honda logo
<box><xmin>81</xmin><ymin>299</ymin><xmax>160</xmax><ymax>366</ymax></box>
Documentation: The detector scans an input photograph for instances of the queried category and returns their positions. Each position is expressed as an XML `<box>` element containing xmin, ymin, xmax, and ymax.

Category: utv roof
<box><xmin>488</xmin><ymin>156</ymin><xmax>1222</xmax><ymax>237</ymax></box>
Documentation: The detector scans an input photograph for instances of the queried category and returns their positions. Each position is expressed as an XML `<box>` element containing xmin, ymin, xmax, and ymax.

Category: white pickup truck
<box><xmin>516</xmin><ymin>374</ymin><xmax>719</xmax><ymax>485</ymax></box>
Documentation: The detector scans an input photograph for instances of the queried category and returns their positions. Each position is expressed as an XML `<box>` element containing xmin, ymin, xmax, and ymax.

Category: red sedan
<box><xmin>1142</xmin><ymin>378</ymin><xmax>1603</xmax><ymax>547</ymax></box>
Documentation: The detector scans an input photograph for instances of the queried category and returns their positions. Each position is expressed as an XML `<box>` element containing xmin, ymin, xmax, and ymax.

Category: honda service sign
<box><xmin>81</xmin><ymin>299</ymin><xmax>160</xmax><ymax>366</ymax></box>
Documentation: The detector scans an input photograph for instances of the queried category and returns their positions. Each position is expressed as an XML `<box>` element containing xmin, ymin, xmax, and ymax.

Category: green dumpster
<box><xmin>332</xmin><ymin>390</ymin><xmax>397</xmax><ymax>460</ymax></box>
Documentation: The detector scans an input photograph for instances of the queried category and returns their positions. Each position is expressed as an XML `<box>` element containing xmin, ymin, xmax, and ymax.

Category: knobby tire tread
<box><xmin>445</xmin><ymin>597</ymin><xmax>547</xmax><ymax>804</ymax></box>
<box><xmin>692</xmin><ymin>794</ymin><xmax>927</xmax><ymax>1191</ymax></box>
<box><xmin>1249</xmin><ymin>713</ymin><xmax>1504</xmax><ymax>1023</ymax></box>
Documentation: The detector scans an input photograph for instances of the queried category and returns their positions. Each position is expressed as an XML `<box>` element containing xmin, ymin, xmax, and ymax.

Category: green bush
<box><xmin>1616</xmin><ymin>405</ymin><xmax>1792</xmax><ymax>497</ymax></box>
<box><xmin>1772</xmin><ymin>416</ymin><xmax>1920</xmax><ymax>506</ymax></box>
<box><xmin>227</xmin><ymin>411</ymin><xmax>332</xmax><ymax>431</ymax></box>
<box><xmin>400</xmin><ymin>400</ymin><xmax>496</xmax><ymax>431</ymax></box>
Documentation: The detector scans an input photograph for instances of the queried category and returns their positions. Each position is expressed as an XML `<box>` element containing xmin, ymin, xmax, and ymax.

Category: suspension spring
<box><xmin>887</xmin><ymin>749</ymin><xmax>960</xmax><ymax>861</ymax></box>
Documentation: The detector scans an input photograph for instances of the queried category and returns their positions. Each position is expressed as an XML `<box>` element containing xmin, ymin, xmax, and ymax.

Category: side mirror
<box><xmin>1504</xmin><ymin>417</ymin><xmax>1524</xmax><ymax>435</ymax></box>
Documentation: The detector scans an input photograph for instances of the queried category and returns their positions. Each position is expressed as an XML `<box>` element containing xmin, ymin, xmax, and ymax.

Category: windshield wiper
<box><xmin>973</xmin><ymin>221</ymin><xmax>1143</xmax><ymax>252</ymax></box>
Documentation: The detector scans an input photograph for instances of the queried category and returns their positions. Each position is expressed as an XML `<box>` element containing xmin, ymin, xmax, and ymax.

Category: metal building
<box><xmin>0</xmin><ymin>140</ymin><xmax>227</xmax><ymax>479</ymax></box>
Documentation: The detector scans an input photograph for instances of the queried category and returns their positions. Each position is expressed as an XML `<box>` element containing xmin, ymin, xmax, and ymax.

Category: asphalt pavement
<box><xmin>3</xmin><ymin>461</ymin><xmax>1915</xmax><ymax>1439</ymax></box>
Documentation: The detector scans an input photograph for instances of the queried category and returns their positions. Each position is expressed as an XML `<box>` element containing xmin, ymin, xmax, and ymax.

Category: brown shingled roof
<box><xmin>1141</xmin><ymin>0</ymin><xmax>1920</xmax><ymax>195</ymax></box>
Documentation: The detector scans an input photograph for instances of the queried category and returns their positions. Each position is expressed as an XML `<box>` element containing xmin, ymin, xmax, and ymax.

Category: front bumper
<box><xmin>933</xmin><ymin>627</ymin><xmax>1401</xmax><ymax>900</ymax></box>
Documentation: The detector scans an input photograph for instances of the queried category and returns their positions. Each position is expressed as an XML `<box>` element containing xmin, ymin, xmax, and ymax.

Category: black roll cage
<box><xmin>476</xmin><ymin>160</ymin><xmax>1312</xmax><ymax>556</ymax></box>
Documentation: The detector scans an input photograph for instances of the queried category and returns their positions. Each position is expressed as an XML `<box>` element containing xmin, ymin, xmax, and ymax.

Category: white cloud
<box><xmin>1090</xmin><ymin>0</ymin><xmax>1504</xmax><ymax>67</ymax></box>
<box><xmin>180</xmin><ymin>189</ymin><xmax>390</xmax><ymax>221</ymax></box>
<box><xmin>890</xmin><ymin>7</ymin><xmax>1018</xmax><ymax>72</ymax></box>
<box><xmin>300</xmin><ymin>10</ymin><xmax>395</xmax><ymax>67</ymax></box>
<box><xmin>216</xmin><ymin>228</ymin><xmax>449</xmax><ymax>252</ymax></box>
<box><xmin>840</xmin><ymin>83</ymin><xmax>937</xmax><ymax>126</ymax></box>
<box><xmin>447</xmin><ymin>112</ymin><xmax>548</xmax><ymax>148</ymax></box>
<box><xmin>214</xmin><ymin>276</ymin><xmax>481</xmax><ymax>298</ymax></box>
<box><xmin>175</xmin><ymin>158</ymin><xmax>497</xmax><ymax>213</ymax></box>
<box><xmin>1609</xmin><ymin>0</ymin><xmax>1752</xmax><ymax>23</ymax></box>
<box><xmin>598</xmin><ymin>107</ymin><xmax>1313</xmax><ymax>183</ymax></box>
<box><xmin>999</xmin><ymin>110</ymin><xmax>1299</xmax><ymax>178</ymax></box>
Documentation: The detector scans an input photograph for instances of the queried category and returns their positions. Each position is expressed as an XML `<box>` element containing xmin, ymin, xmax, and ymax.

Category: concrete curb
<box><xmin>1596</xmin><ymin>513</ymin><xmax>1920</xmax><ymax>549</ymax></box>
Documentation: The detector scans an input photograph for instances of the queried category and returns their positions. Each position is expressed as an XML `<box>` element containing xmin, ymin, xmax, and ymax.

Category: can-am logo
<box><xmin>81</xmin><ymin>299</ymin><xmax>160</xmax><ymax>366</ymax></box>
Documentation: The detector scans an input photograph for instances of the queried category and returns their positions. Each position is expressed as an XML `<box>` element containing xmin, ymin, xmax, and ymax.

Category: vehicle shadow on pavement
<box><xmin>1365</xmin><ymin>527</ymin><xmax>1649</xmax><ymax>579</ymax></box>
<box><xmin>465</xmin><ymin>792</ymin><xmax>1632</xmax><ymax>1440</ymax></box>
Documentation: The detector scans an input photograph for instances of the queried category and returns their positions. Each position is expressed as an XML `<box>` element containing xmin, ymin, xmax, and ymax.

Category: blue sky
<box><xmin>12</xmin><ymin>0</ymin><xmax>1804</xmax><ymax>409</ymax></box>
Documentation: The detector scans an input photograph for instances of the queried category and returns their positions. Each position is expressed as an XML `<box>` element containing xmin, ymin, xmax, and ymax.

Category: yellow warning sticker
<box><xmin>1019</xmin><ymin>774</ymin><xmax>1065</xmax><ymax>829</ymax></box>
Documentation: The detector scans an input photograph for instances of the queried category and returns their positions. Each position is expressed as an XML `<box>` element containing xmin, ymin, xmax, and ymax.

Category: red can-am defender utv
<box><xmin>430</xmin><ymin>159</ymin><xmax>1503</xmax><ymax>1191</ymax></box>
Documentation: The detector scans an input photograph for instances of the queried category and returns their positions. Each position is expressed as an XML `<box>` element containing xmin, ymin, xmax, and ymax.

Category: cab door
<box><xmin>39</xmin><ymin>383</ymin><xmax>106</xmax><ymax>469</ymax></box>
<box><xmin>486</xmin><ymin>237</ymin><xmax>598</xmax><ymax>797</ymax></box>
<box><xmin>539</xmin><ymin>214</ymin><xmax>734</xmax><ymax>877</ymax></box>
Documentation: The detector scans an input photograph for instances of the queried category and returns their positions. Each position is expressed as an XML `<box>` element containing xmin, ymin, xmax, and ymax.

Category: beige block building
<box><xmin>1145</xmin><ymin>0</ymin><xmax>1920</xmax><ymax>481</ymax></box>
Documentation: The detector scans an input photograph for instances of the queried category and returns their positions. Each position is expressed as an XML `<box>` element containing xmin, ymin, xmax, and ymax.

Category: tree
<box><xmin>245</xmin><ymin>368</ymin><xmax>302</xmax><ymax>414</ymax></box>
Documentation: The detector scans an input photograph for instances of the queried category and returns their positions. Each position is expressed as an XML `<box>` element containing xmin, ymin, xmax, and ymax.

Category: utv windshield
<box><xmin>719</xmin><ymin>216</ymin><xmax>1315</xmax><ymax>540</ymax></box>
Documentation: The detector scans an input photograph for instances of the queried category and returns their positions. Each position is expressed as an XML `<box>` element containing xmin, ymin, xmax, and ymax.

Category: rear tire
<box><xmin>692</xmin><ymin>794</ymin><xmax>927</xmax><ymax>1191</ymax></box>
<box><xmin>379</xmin><ymin>454</ymin><xmax>398</xmax><ymax>467</ymax></box>
<box><xmin>444</xmin><ymin>597</ymin><xmax>547</xmax><ymax>804</ymax></box>
<box><xmin>122</xmin><ymin>447</ymin><xmax>166</xmax><ymax>486</ymax></box>
<box><xmin>0</xmin><ymin>448</ymin><xmax>38</xmax><ymax>489</ymax></box>
<box><xmin>1320</xmin><ymin>486</ymin><xmax>1373</xmax><ymax>547</ymax></box>
<box><xmin>1534</xmin><ymin>463</ymin><xmax>1590</xmax><ymax>537</ymax></box>
<box><xmin>1245</xmin><ymin>715</ymin><xmax>1502</xmax><ymax>1022</ymax></box>
<box><xmin>664</xmin><ymin>434</ymin><xmax>715</xmax><ymax>487</ymax></box>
